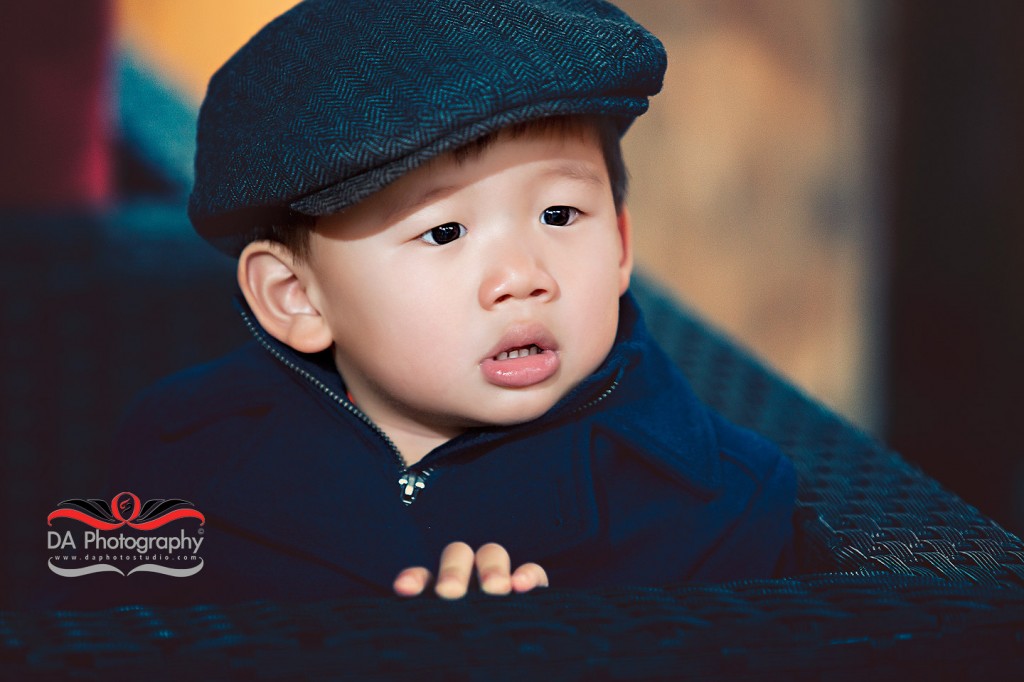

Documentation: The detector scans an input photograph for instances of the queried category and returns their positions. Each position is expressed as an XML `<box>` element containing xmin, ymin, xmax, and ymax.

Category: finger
<box><xmin>511</xmin><ymin>563</ymin><xmax>549</xmax><ymax>593</ymax></box>
<box><xmin>435</xmin><ymin>541</ymin><xmax>475</xmax><ymax>600</ymax></box>
<box><xmin>475</xmin><ymin>543</ymin><xmax>512</xmax><ymax>595</ymax></box>
<box><xmin>393</xmin><ymin>566</ymin><xmax>431</xmax><ymax>597</ymax></box>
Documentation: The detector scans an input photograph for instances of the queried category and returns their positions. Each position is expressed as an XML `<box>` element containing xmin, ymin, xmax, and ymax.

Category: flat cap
<box><xmin>189</xmin><ymin>0</ymin><xmax>667</xmax><ymax>254</ymax></box>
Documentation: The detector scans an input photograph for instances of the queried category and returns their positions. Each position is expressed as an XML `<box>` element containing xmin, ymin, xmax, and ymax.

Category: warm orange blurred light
<box><xmin>116</xmin><ymin>0</ymin><xmax>301</xmax><ymax>104</ymax></box>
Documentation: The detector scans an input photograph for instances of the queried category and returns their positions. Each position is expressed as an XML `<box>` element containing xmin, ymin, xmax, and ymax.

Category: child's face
<box><xmin>301</xmin><ymin>126</ymin><xmax>631</xmax><ymax>437</ymax></box>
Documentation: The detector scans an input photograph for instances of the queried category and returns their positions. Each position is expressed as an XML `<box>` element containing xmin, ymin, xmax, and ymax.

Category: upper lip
<box><xmin>482</xmin><ymin>322</ymin><xmax>558</xmax><ymax>362</ymax></box>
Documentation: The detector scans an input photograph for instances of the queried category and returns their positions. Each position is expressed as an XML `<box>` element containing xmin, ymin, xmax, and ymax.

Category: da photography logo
<box><xmin>47</xmin><ymin>491</ymin><xmax>205</xmax><ymax>577</ymax></box>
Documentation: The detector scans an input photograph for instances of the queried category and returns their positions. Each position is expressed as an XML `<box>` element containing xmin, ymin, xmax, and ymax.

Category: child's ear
<box><xmin>237</xmin><ymin>241</ymin><xmax>334</xmax><ymax>353</ymax></box>
<box><xmin>617</xmin><ymin>205</ymin><xmax>634</xmax><ymax>295</ymax></box>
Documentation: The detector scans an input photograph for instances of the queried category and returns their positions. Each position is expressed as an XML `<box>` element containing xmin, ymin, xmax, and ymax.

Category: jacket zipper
<box><xmin>239</xmin><ymin>310</ymin><xmax>433</xmax><ymax>506</ymax></box>
<box><xmin>573</xmin><ymin>379</ymin><xmax>619</xmax><ymax>415</ymax></box>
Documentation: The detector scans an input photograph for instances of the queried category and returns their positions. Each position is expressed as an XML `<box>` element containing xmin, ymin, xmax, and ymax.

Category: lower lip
<box><xmin>480</xmin><ymin>350</ymin><xmax>560</xmax><ymax>388</ymax></box>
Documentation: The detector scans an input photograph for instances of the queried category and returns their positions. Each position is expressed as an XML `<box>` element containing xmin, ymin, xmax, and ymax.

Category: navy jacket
<box><xmin>89</xmin><ymin>292</ymin><xmax>795</xmax><ymax>607</ymax></box>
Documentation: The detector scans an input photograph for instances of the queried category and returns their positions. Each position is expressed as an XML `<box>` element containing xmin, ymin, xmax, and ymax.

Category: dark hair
<box><xmin>250</xmin><ymin>115</ymin><xmax>628</xmax><ymax>260</ymax></box>
<box><xmin>247</xmin><ymin>210</ymin><xmax>318</xmax><ymax>260</ymax></box>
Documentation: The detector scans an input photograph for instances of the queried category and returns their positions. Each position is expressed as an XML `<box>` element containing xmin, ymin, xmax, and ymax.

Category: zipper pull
<box><xmin>398</xmin><ymin>469</ymin><xmax>430</xmax><ymax>505</ymax></box>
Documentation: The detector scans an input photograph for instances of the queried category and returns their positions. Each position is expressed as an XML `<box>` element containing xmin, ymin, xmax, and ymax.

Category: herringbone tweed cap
<box><xmin>189</xmin><ymin>0</ymin><xmax>667</xmax><ymax>255</ymax></box>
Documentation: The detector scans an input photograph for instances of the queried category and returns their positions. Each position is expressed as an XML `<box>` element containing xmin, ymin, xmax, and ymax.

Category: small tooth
<box><xmin>498</xmin><ymin>345</ymin><xmax>545</xmax><ymax>360</ymax></box>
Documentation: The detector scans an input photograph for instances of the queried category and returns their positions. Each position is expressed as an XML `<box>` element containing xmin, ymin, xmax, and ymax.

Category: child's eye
<box><xmin>540</xmin><ymin>206</ymin><xmax>580</xmax><ymax>227</ymax></box>
<box><xmin>419</xmin><ymin>222</ymin><xmax>467</xmax><ymax>245</ymax></box>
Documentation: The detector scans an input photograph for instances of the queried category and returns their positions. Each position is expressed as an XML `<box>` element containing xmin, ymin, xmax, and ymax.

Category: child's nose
<box><xmin>478</xmin><ymin>236</ymin><xmax>559</xmax><ymax>310</ymax></box>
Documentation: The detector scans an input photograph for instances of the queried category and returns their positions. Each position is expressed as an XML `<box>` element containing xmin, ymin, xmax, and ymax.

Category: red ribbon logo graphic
<box><xmin>47</xmin><ymin>492</ymin><xmax>205</xmax><ymax>531</ymax></box>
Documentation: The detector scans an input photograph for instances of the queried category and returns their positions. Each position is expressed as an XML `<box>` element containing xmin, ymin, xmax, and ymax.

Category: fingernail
<box><xmin>394</xmin><ymin>575</ymin><xmax>420</xmax><ymax>595</ymax></box>
<box><xmin>481</xmin><ymin>574</ymin><xmax>510</xmax><ymax>595</ymax></box>
<box><xmin>435</xmin><ymin>579</ymin><xmax>464</xmax><ymax>600</ymax></box>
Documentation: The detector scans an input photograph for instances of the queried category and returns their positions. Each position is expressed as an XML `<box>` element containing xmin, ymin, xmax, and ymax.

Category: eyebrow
<box><xmin>540</xmin><ymin>161</ymin><xmax>606</xmax><ymax>188</ymax></box>
<box><xmin>380</xmin><ymin>161</ymin><xmax>606</xmax><ymax>223</ymax></box>
<box><xmin>380</xmin><ymin>184</ymin><xmax>459</xmax><ymax>224</ymax></box>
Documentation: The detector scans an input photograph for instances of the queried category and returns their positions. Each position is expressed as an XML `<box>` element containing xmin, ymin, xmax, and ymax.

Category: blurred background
<box><xmin>2</xmin><ymin>0</ymin><xmax>1022</xmax><ymax>602</ymax></box>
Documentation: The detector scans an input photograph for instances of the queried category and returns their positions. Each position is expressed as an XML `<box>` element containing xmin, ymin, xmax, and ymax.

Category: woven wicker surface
<box><xmin>3</xmin><ymin>575</ymin><xmax>1022</xmax><ymax>679</ymax></box>
<box><xmin>3</xmin><ymin>208</ymin><xmax>1023</xmax><ymax>678</ymax></box>
<box><xmin>632</xmin><ymin>279</ymin><xmax>1024</xmax><ymax>589</ymax></box>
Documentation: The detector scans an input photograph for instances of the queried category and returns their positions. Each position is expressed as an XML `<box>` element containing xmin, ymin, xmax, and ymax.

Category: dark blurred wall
<box><xmin>885</xmin><ymin>0</ymin><xmax>1024</xmax><ymax>534</ymax></box>
<box><xmin>0</xmin><ymin>1</ymin><xmax>112</xmax><ymax>208</ymax></box>
<box><xmin>1</xmin><ymin>1</ymin><xmax>115</xmax><ymax>602</ymax></box>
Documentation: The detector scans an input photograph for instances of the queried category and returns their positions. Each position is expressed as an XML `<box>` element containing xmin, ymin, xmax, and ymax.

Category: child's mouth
<box><xmin>481</xmin><ymin>328</ymin><xmax>560</xmax><ymax>388</ymax></box>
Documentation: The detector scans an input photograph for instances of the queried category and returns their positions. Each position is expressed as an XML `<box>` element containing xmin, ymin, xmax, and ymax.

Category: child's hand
<box><xmin>393</xmin><ymin>541</ymin><xmax>548</xmax><ymax>599</ymax></box>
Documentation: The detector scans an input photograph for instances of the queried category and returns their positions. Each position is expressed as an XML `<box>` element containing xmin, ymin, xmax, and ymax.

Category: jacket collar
<box><xmin>234</xmin><ymin>289</ymin><xmax>721</xmax><ymax>494</ymax></box>
<box><xmin>583</xmin><ymin>292</ymin><xmax>723</xmax><ymax>498</ymax></box>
